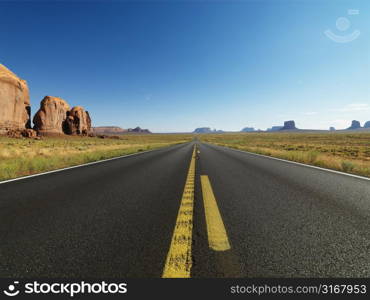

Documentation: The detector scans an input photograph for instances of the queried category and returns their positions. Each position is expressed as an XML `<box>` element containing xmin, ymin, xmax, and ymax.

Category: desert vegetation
<box><xmin>0</xmin><ymin>134</ymin><xmax>192</xmax><ymax>181</ymax></box>
<box><xmin>199</xmin><ymin>132</ymin><xmax>370</xmax><ymax>178</ymax></box>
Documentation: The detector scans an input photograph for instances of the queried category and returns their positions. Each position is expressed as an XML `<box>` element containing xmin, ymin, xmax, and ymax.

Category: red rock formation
<box><xmin>33</xmin><ymin>96</ymin><xmax>70</xmax><ymax>135</ymax></box>
<box><xmin>6</xmin><ymin>128</ymin><xmax>37</xmax><ymax>138</ymax></box>
<box><xmin>0</xmin><ymin>64</ymin><xmax>31</xmax><ymax>134</ymax></box>
<box><xmin>21</xmin><ymin>129</ymin><xmax>38</xmax><ymax>138</ymax></box>
<box><xmin>1</xmin><ymin>65</ymin><xmax>92</xmax><ymax>137</ymax></box>
<box><xmin>64</xmin><ymin>106</ymin><xmax>91</xmax><ymax>135</ymax></box>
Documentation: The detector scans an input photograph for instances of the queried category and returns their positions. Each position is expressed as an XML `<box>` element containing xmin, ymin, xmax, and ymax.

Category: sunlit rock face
<box><xmin>64</xmin><ymin>106</ymin><xmax>92</xmax><ymax>135</ymax></box>
<box><xmin>33</xmin><ymin>96</ymin><xmax>71</xmax><ymax>135</ymax></box>
<box><xmin>0</xmin><ymin>64</ymin><xmax>31</xmax><ymax>134</ymax></box>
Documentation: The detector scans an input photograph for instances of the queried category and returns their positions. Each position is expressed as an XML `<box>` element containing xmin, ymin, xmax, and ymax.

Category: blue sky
<box><xmin>1</xmin><ymin>0</ymin><xmax>369</xmax><ymax>132</ymax></box>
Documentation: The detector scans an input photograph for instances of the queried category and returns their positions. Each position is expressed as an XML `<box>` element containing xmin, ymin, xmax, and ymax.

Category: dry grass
<box><xmin>198</xmin><ymin>132</ymin><xmax>370</xmax><ymax>178</ymax></box>
<box><xmin>3</xmin><ymin>131</ymin><xmax>369</xmax><ymax>181</ymax></box>
<box><xmin>0</xmin><ymin>134</ymin><xmax>192</xmax><ymax>181</ymax></box>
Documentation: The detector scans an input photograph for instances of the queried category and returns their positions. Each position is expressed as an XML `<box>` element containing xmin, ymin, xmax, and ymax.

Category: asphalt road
<box><xmin>1</xmin><ymin>141</ymin><xmax>370</xmax><ymax>278</ymax></box>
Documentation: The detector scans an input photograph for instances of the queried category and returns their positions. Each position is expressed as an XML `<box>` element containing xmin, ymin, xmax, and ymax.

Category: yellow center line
<box><xmin>162</xmin><ymin>145</ymin><xmax>196</xmax><ymax>278</ymax></box>
<box><xmin>200</xmin><ymin>175</ymin><xmax>231</xmax><ymax>251</ymax></box>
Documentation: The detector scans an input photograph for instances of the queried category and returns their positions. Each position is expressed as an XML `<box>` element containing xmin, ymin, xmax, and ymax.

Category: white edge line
<box><xmin>205</xmin><ymin>143</ymin><xmax>370</xmax><ymax>181</ymax></box>
<box><xmin>0</xmin><ymin>144</ymin><xmax>181</xmax><ymax>185</ymax></box>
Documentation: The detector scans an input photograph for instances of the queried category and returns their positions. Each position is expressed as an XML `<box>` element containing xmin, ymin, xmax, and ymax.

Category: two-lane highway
<box><xmin>1</xmin><ymin>141</ymin><xmax>370</xmax><ymax>277</ymax></box>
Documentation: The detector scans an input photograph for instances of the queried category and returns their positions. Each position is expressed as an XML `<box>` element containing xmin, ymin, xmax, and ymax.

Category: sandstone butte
<box><xmin>0</xmin><ymin>64</ymin><xmax>93</xmax><ymax>137</ymax></box>
<box><xmin>33</xmin><ymin>97</ymin><xmax>92</xmax><ymax>136</ymax></box>
<box><xmin>0</xmin><ymin>64</ymin><xmax>31</xmax><ymax>134</ymax></box>
<box><xmin>33</xmin><ymin>96</ymin><xmax>71</xmax><ymax>135</ymax></box>
<box><xmin>65</xmin><ymin>106</ymin><xmax>92</xmax><ymax>135</ymax></box>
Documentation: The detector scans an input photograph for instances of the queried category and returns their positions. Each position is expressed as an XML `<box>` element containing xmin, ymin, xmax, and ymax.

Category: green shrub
<box><xmin>341</xmin><ymin>161</ymin><xmax>356</xmax><ymax>173</ymax></box>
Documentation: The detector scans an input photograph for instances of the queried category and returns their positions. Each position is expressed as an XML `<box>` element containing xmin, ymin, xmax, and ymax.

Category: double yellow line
<box><xmin>162</xmin><ymin>145</ymin><xmax>230</xmax><ymax>278</ymax></box>
<box><xmin>162</xmin><ymin>146</ymin><xmax>196</xmax><ymax>278</ymax></box>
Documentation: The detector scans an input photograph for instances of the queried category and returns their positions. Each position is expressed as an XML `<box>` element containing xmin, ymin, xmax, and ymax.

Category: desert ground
<box><xmin>2</xmin><ymin>131</ymin><xmax>370</xmax><ymax>182</ymax></box>
<box><xmin>0</xmin><ymin>134</ymin><xmax>192</xmax><ymax>181</ymax></box>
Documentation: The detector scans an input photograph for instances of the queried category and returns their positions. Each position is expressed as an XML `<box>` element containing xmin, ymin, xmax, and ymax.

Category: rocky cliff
<box><xmin>0</xmin><ymin>64</ymin><xmax>31</xmax><ymax>134</ymax></box>
<box><xmin>1</xmin><ymin>65</ymin><xmax>92</xmax><ymax>137</ymax></box>
<box><xmin>64</xmin><ymin>106</ymin><xmax>92</xmax><ymax>135</ymax></box>
<box><xmin>33</xmin><ymin>97</ymin><xmax>91</xmax><ymax>136</ymax></box>
<box><xmin>33</xmin><ymin>96</ymin><xmax>71</xmax><ymax>135</ymax></box>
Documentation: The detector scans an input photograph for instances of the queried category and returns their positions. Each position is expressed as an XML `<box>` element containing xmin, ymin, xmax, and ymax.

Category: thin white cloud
<box><xmin>332</xmin><ymin>103</ymin><xmax>370</xmax><ymax>112</ymax></box>
<box><xmin>303</xmin><ymin>111</ymin><xmax>318</xmax><ymax>116</ymax></box>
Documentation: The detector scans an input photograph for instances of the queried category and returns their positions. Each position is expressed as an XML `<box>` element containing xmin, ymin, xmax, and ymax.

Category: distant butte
<box><xmin>93</xmin><ymin>126</ymin><xmax>127</xmax><ymax>135</ymax></box>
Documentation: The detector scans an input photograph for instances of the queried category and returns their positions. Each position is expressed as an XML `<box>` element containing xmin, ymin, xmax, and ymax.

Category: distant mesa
<box><xmin>93</xmin><ymin>126</ymin><xmax>127</xmax><ymax>135</ymax></box>
<box><xmin>281</xmin><ymin>120</ymin><xmax>297</xmax><ymax>130</ymax></box>
<box><xmin>0</xmin><ymin>64</ymin><xmax>31</xmax><ymax>134</ymax></box>
<box><xmin>267</xmin><ymin>126</ymin><xmax>283</xmax><ymax>132</ymax></box>
<box><xmin>347</xmin><ymin>120</ymin><xmax>361</xmax><ymax>130</ymax></box>
<box><xmin>93</xmin><ymin>126</ymin><xmax>151</xmax><ymax>134</ymax></box>
<box><xmin>329</xmin><ymin>127</ymin><xmax>336</xmax><ymax>131</ymax></box>
<box><xmin>241</xmin><ymin>127</ymin><xmax>255</xmax><ymax>132</ymax></box>
<box><xmin>127</xmin><ymin>126</ymin><xmax>151</xmax><ymax>133</ymax></box>
<box><xmin>364</xmin><ymin>121</ymin><xmax>370</xmax><ymax>128</ymax></box>
<box><xmin>193</xmin><ymin>127</ymin><xmax>213</xmax><ymax>133</ymax></box>
<box><xmin>193</xmin><ymin>127</ymin><xmax>224</xmax><ymax>133</ymax></box>
<box><xmin>33</xmin><ymin>96</ymin><xmax>92</xmax><ymax>136</ymax></box>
